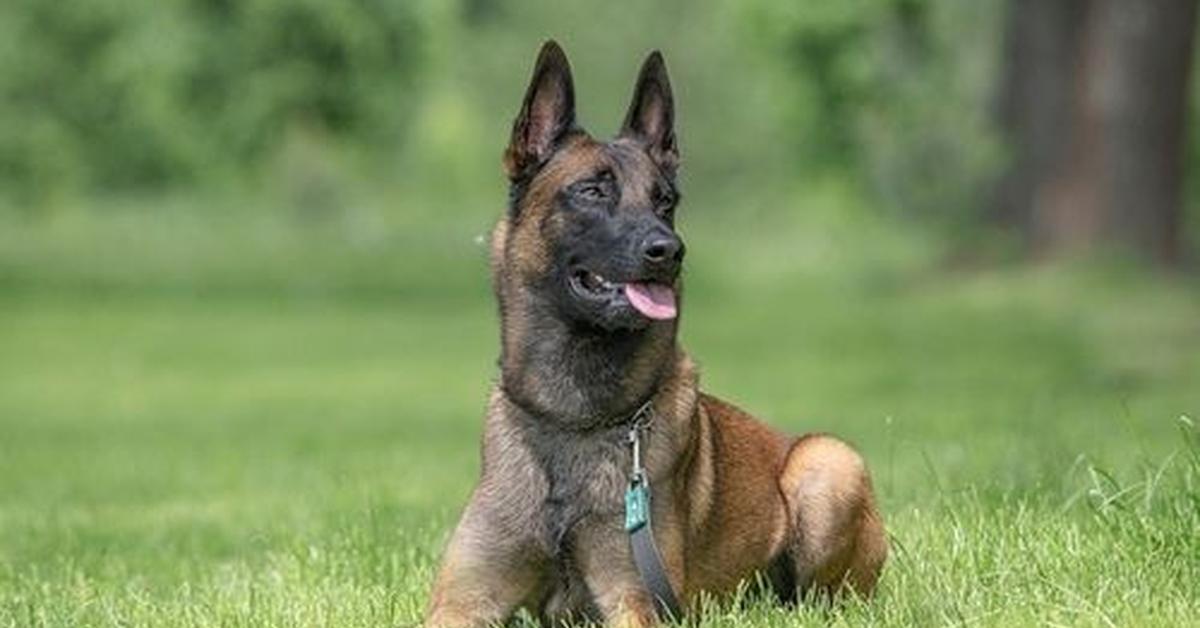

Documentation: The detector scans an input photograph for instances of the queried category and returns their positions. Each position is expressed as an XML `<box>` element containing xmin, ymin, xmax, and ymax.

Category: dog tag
<box><xmin>625</xmin><ymin>481</ymin><xmax>650</xmax><ymax>532</ymax></box>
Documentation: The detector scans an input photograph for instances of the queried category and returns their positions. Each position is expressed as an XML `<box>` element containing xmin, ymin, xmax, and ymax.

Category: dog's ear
<box><xmin>620</xmin><ymin>51</ymin><xmax>678</xmax><ymax>175</ymax></box>
<box><xmin>504</xmin><ymin>40</ymin><xmax>576</xmax><ymax>181</ymax></box>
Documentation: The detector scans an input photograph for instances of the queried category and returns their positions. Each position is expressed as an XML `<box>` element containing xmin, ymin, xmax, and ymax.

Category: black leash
<box><xmin>624</xmin><ymin>402</ymin><xmax>684</xmax><ymax>621</ymax></box>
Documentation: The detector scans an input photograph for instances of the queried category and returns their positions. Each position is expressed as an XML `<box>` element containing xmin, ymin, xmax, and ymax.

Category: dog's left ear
<box><xmin>620</xmin><ymin>51</ymin><xmax>678</xmax><ymax>175</ymax></box>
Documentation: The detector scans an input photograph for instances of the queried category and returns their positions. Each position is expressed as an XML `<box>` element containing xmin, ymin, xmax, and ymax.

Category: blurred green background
<box><xmin>2</xmin><ymin>1</ymin><xmax>1199</xmax><ymax>626</ymax></box>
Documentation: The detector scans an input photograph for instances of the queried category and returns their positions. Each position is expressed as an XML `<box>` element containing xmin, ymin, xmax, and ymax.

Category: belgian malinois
<box><xmin>425</xmin><ymin>41</ymin><xmax>887</xmax><ymax>627</ymax></box>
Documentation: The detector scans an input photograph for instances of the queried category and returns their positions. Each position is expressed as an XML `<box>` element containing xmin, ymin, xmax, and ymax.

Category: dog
<box><xmin>424</xmin><ymin>41</ymin><xmax>887</xmax><ymax>627</ymax></box>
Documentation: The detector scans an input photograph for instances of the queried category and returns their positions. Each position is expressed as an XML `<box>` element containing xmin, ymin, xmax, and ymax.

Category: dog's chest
<box><xmin>525</xmin><ymin>427</ymin><xmax>629</xmax><ymax>556</ymax></box>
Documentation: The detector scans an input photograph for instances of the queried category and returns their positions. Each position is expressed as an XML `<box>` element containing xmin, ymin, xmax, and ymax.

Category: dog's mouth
<box><xmin>570</xmin><ymin>269</ymin><xmax>677</xmax><ymax>320</ymax></box>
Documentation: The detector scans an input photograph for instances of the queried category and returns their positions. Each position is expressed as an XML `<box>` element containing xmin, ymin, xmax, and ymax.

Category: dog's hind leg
<box><xmin>777</xmin><ymin>434</ymin><xmax>887</xmax><ymax>597</ymax></box>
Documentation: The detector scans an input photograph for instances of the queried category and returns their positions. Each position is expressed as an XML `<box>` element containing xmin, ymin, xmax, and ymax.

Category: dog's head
<box><xmin>493</xmin><ymin>41</ymin><xmax>684</xmax><ymax>333</ymax></box>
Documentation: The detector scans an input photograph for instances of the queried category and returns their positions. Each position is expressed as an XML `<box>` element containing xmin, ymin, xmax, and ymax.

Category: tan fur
<box><xmin>427</xmin><ymin>354</ymin><xmax>887</xmax><ymax>627</ymax></box>
<box><xmin>779</xmin><ymin>434</ymin><xmax>888</xmax><ymax>595</ymax></box>
<box><xmin>425</xmin><ymin>43</ymin><xmax>885</xmax><ymax>628</ymax></box>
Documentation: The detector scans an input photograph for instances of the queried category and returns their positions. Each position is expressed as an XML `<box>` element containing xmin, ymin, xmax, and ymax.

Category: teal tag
<box><xmin>625</xmin><ymin>482</ymin><xmax>650</xmax><ymax>532</ymax></box>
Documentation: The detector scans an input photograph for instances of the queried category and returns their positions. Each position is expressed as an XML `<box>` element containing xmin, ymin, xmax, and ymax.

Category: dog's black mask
<box><xmin>504</xmin><ymin>43</ymin><xmax>684</xmax><ymax>332</ymax></box>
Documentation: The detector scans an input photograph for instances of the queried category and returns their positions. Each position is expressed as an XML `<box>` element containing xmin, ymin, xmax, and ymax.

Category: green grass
<box><xmin>1</xmin><ymin>194</ymin><xmax>1199</xmax><ymax>626</ymax></box>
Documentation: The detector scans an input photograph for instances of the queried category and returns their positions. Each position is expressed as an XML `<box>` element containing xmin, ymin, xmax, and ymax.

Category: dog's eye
<box><xmin>575</xmin><ymin>183</ymin><xmax>609</xmax><ymax>202</ymax></box>
<box><xmin>653</xmin><ymin>187</ymin><xmax>677</xmax><ymax>219</ymax></box>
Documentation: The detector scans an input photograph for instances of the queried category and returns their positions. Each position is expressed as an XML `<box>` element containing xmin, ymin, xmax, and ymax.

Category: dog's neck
<box><xmin>497</xmin><ymin>290</ymin><xmax>679</xmax><ymax>429</ymax></box>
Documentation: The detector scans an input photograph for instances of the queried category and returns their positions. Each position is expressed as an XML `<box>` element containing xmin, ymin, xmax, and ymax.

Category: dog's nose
<box><xmin>642</xmin><ymin>233</ymin><xmax>685</xmax><ymax>265</ymax></box>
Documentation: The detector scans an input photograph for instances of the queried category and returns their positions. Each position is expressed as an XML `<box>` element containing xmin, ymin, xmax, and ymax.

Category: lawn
<box><xmin>1</xmin><ymin>194</ymin><xmax>1198</xmax><ymax>626</ymax></box>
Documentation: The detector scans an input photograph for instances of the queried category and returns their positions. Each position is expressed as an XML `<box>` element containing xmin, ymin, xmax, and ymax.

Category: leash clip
<box><xmin>626</xmin><ymin>400</ymin><xmax>653</xmax><ymax>477</ymax></box>
<box><xmin>624</xmin><ymin>400</ymin><xmax>653</xmax><ymax>531</ymax></box>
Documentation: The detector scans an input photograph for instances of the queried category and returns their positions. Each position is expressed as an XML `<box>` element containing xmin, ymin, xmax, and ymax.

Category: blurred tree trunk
<box><xmin>994</xmin><ymin>0</ymin><xmax>1198</xmax><ymax>264</ymax></box>
<box><xmin>993</xmin><ymin>0</ymin><xmax>1087</xmax><ymax>234</ymax></box>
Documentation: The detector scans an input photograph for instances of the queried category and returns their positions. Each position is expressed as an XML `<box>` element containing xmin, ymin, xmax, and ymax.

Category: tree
<box><xmin>994</xmin><ymin>0</ymin><xmax>1198</xmax><ymax>264</ymax></box>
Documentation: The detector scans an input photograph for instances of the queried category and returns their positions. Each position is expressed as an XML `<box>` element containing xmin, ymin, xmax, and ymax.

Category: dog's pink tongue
<box><xmin>624</xmin><ymin>282</ymin><xmax>677</xmax><ymax>320</ymax></box>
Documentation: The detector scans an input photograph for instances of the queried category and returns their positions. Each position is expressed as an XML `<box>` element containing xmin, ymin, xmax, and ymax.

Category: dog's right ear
<box><xmin>504</xmin><ymin>41</ymin><xmax>576</xmax><ymax>181</ymax></box>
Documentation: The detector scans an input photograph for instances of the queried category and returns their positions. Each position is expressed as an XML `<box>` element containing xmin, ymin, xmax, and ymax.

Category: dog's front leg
<box><xmin>573</xmin><ymin>518</ymin><xmax>684</xmax><ymax>628</ymax></box>
<box><xmin>425</xmin><ymin>493</ymin><xmax>546</xmax><ymax>628</ymax></box>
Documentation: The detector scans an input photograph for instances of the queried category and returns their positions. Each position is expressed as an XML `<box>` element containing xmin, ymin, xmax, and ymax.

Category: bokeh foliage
<box><xmin>0</xmin><ymin>0</ymin><xmax>1006</xmax><ymax>222</ymax></box>
<box><xmin>745</xmin><ymin>0</ymin><xmax>1005</xmax><ymax>224</ymax></box>
<box><xmin>7</xmin><ymin>0</ymin><xmax>1197</xmax><ymax>251</ymax></box>
<box><xmin>0</xmin><ymin>0</ymin><xmax>423</xmax><ymax>200</ymax></box>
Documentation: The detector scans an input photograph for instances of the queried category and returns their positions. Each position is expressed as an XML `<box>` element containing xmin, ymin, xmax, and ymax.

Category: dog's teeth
<box><xmin>581</xmin><ymin>271</ymin><xmax>604</xmax><ymax>292</ymax></box>
<box><xmin>576</xmin><ymin>269</ymin><xmax>620</xmax><ymax>293</ymax></box>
